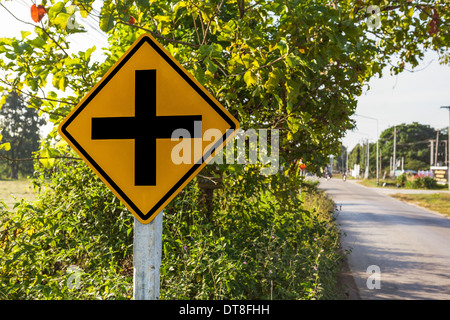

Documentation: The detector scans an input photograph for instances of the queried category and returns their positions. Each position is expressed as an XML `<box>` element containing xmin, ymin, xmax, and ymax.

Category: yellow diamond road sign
<box><xmin>58</xmin><ymin>33</ymin><xmax>240</xmax><ymax>224</ymax></box>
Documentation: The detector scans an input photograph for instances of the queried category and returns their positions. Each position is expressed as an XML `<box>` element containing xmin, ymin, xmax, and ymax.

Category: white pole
<box><xmin>376</xmin><ymin>120</ymin><xmax>379</xmax><ymax>185</ymax></box>
<box><xmin>393</xmin><ymin>126</ymin><xmax>396</xmax><ymax>176</ymax></box>
<box><xmin>440</xmin><ymin>106</ymin><xmax>450</xmax><ymax>190</ymax></box>
<box><xmin>133</xmin><ymin>211</ymin><xmax>163</xmax><ymax>300</ymax></box>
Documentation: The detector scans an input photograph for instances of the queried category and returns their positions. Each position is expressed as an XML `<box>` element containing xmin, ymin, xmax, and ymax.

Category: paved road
<box><xmin>320</xmin><ymin>179</ymin><xmax>450</xmax><ymax>300</ymax></box>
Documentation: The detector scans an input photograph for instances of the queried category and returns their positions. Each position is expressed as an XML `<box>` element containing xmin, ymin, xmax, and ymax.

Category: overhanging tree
<box><xmin>0</xmin><ymin>0</ymin><xmax>448</xmax><ymax>173</ymax></box>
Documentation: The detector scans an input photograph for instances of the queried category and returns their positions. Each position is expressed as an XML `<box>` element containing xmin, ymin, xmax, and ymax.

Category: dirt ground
<box><xmin>337</xmin><ymin>250</ymin><xmax>361</xmax><ymax>300</ymax></box>
<box><xmin>0</xmin><ymin>179</ymin><xmax>35</xmax><ymax>209</ymax></box>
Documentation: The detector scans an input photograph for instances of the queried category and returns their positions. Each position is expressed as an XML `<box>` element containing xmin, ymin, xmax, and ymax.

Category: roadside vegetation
<box><xmin>356</xmin><ymin>174</ymin><xmax>447</xmax><ymax>190</ymax></box>
<box><xmin>390</xmin><ymin>193</ymin><xmax>450</xmax><ymax>217</ymax></box>
<box><xmin>0</xmin><ymin>161</ymin><xmax>343</xmax><ymax>299</ymax></box>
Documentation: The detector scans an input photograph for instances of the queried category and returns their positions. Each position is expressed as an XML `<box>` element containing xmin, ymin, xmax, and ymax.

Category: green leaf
<box><xmin>287</xmin><ymin>116</ymin><xmax>300</xmax><ymax>134</ymax></box>
<box><xmin>173</xmin><ymin>1</ymin><xmax>187</xmax><ymax>14</ymax></box>
<box><xmin>0</xmin><ymin>142</ymin><xmax>11</xmax><ymax>151</ymax></box>
<box><xmin>406</xmin><ymin>7</ymin><xmax>414</xmax><ymax>18</ymax></box>
<box><xmin>244</xmin><ymin>70</ymin><xmax>256</xmax><ymax>87</ymax></box>
<box><xmin>264</xmin><ymin>71</ymin><xmax>279</xmax><ymax>91</ymax></box>
<box><xmin>54</xmin><ymin>12</ymin><xmax>73</xmax><ymax>29</ymax></box>
<box><xmin>85</xmin><ymin>46</ymin><xmax>96</xmax><ymax>61</ymax></box>
<box><xmin>135</xmin><ymin>0</ymin><xmax>150</xmax><ymax>9</ymax></box>
<box><xmin>21</xmin><ymin>31</ymin><xmax>31</xmax><ymax>40</ymax></box>
<box><xmin>52</xmin><ymin>73</ymin><xmax>68</xmax><ymax>92</ymax></box>
<box><xmin>39</xmin><ymin>149</ymin><xmax>55</xmax><ymax>168</ymax></box>
<box><xmin>48</xmin><ymin>2</ymin><xmax>65</xmax><ymax>22</ymax></box>
<box><xmin>80</xmin><ymin>9</ymin><xmax>89</xmax><ymax>18</ymax></box>
<box><xmin>0</xmin><ymin>95</ymin><xmax>7</xmax><ymax>109</ymax></box>
<box><xmin>28</xmin><ymin>37</ymin><xmax>46</xmax><ymax>47</ymax></box>
<box><xmin>100</xmin><ymin>14</ymin><xmax>114</xmax><ymax>32</ymax></box>
<box><xmin>100</xmin><ymin>4</ymin><xmax>115</xmax><ymax>32</ymax></box>
<box><xmin>276</xmin><ymin>39</ymin><xmax>288</xmax><ymax>55</ymax></box>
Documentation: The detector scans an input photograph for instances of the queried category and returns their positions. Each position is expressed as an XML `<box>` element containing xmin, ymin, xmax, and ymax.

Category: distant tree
<box><xmin>347</xmin><ymin>123</ymin><xmax>446</xmax><ymax>176</ymax></box>
<box><xmin>348</xmin><ymin>143</ymin><xmax>363</xmax><ymax>168</ymax></box>
<box><xmin>334</xmin><ymin>145</ymin><xmax>348</xmax><ymax>172</ymax></box>
<box><xmin>378</xmin><ymin>123</ymin><xmax>444</xmax><ymax>172</ymax></box>
<box><xmin>0</xmin><ymin>91</ymin><xmax>45</xmax><ymax>179</ymax></box>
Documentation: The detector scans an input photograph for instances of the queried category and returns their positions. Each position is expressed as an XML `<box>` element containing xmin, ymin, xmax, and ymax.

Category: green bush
<box><xmin>0</xmin><ymin>158</ymin><xmax>133</xmax><ymax>299</ymax></box>
<box><xmin>412</xmin><ymin>176</ymin><xmax>438</xmax><ymax>189</ymax></box>
<box><xmin>396</xmin><ymin>173</ymin><xmax>407</xmax><ymax>187</ymax></box>
<box><xmin>0</xmin><ymin>158</ymin><xmax>343</xmax><ymax>300</ymax></box>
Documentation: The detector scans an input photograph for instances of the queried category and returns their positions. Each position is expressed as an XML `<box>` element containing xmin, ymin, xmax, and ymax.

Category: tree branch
<box><xmin>192</xmin><ymin>13</ymin><xmax>202</xmax><ymax>45</ymax></box>
<box><xmin>201</xmin><ymin>0</ymin><xmax>226</xmax><ymax>45</ymax></box>
<box><xmin>0</xmin><ymin>154</ymin><xmax>82</xmax><ymax>163</ymax></box>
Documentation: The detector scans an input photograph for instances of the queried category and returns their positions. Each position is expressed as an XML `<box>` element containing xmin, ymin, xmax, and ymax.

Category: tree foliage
<box><xmin>348</xmin><ymin>122</ymin><xmax>448</xmax><ymax>174</ymax></box>
<box><xmin>378</xmin><ymin>122</ymin><xmax>447</xmax><ymax>171</ymax></box>
<box><xmin>0</xmin><ymin>0</ymin><xmax>447</xmax><ymax>171</ymax></box>
<box><xmin>0</xmin><ymin>91</ymin><xmax>45</xmax><ymax>179</ymax></box>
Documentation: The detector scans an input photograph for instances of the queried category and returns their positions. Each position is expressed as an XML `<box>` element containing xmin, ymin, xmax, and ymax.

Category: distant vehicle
<box><xmin>323</xmin><ymin>171</ymin><xmax>332</xmax><ymax>180</ymax></box>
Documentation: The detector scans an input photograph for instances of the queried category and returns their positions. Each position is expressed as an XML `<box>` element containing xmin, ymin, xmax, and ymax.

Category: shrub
<box><xmin>0</xmin><ymin>159</ymin><xmax>343</xmax><ymax>300</ymax></box>
<box><xmin>412</xmin><ymin>176</ymin><xmax>437</xmax><ymax>189</ymax></box>
<box><xmin>396</xmin><ymin>173</ymin><xmax>407</xmax><ymax>187</ymax></box>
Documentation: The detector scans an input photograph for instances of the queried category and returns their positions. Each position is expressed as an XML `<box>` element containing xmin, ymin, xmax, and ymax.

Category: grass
<box><xmin>357</xmin><ymin>178</ymin><xmax>396</xmax><ymax>188</ymax></box>
<box><xmin>357</xmin><ymin>178</ymin><xmax>448</xmax><ymax>190</ymax></box>
<box><xmin>390</xmin><ymin>193</ymin><xmax>450</xmax><ymax>216</ymax></box>
<box><xmin>0</xmin><ymin>179</ymin><xmax>35</xmax><ymax>209</ymax></box>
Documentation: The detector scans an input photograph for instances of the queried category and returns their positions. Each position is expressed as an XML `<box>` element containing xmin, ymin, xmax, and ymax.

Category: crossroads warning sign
<box><xmin>58</xmin><ymin>33</ymin><xmax>239</xmax><ymax>224</ymax></box>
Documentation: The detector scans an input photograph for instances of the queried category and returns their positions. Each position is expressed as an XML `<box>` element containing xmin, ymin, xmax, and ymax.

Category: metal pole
<box><xmin>354</xmin><ymin>114</ymin><xmax>379</xmax><ymax>183</ymax></box>
<box><xmin>435</xmin><ymin>129</ymin><xmax>440</xmax><ymax>166</ymax></box>
<box><xmin>376</xmin><ymin>120</ymin><xmax>379</xmax><ymax>185</ymax></box>
<box><xmin>430</xmin><ymin>139</ymin><xmax>434</xmax><ymax>166</ymax></box>
<box><xmin>442</xmin><ymin>106</ymin><xmax>450</xmax><ymax>190</ymax></box>
<box><xmin>133</xmin><ymin>211</ymin><xmax>163</xmax><ymax>300</ymax></box>
<box><xmin>393</xmin><ymin>126</ymin><xmax>396</xmax><ymax>177</ymax></box>
<box><xmin>367</xmin><ymin>138</ymin><xmax>370</xmax><ymax>179</ymax></box>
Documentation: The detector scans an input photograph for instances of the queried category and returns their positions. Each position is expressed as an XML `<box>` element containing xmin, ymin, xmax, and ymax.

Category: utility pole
<box><xmin>346</xmin><ymin>147</ymin><xmax>349</xmax><ymax>173</ymax></box>
<box><xmin>367</xmin><ymin>139</ymin><xmax>370</xmax><ymax>178</ymax></box>
<box><xmin>430</xmin><ymin>139</ymin><xmax>434</xmax><ymax>166</ymax></box>
<box><xmin>390</xmin><ymin>156</ymin><xmax>392</xmax><ymax>175</ymax></box>
<box><xmin>435</xmin><ymin>129</ymin><xmax>440</xmax><ymax>166</ymax></box>
<box><xmin>355</xmin><ymin>114</ymin><xmax>379</xmax><ymax>184</ymax></box>
<box><xmin>393</xmin><ymin>126</ymin><xmax>396</xmax><ymax>177</ymax></box>
<box><xmin>440</xmin><ymin>106</ymin><xmax>450</xmax><ymax>190</ymax></box>
<box><xmin>444</xmin><ymin>140</ymin><xmax>448</xmax><ymax>168</ymax></box>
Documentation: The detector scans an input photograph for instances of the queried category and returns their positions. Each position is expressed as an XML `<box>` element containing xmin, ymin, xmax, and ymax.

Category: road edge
<box><xmin>337</xmin><ymin>244</ymin><xmax>361</xmax><ymax>300</ymax></box>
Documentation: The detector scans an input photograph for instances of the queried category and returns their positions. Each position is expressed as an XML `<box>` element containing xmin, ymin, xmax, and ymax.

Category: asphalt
<box><xmin>320</xmin><ymin>178</ymin><xmax>450</xmax><ymax>300</ymax></box>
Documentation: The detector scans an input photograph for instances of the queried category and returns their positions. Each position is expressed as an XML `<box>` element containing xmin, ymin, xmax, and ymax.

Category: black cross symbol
<box><xmin>91</xmin><ymin>69</ymin><xmax>202</xmax><ymax>186</ymax></box>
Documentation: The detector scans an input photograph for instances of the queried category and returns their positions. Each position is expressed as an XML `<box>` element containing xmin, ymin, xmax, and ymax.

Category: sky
<box><xmin>344</xmin><ymin>50</ymin><xmax>450</xmax><ymax>151</ymax></box>
<box><xmin>0</xmin><ymin>0</ymin><xmax>449</xmax><ymax>149</ymax></box>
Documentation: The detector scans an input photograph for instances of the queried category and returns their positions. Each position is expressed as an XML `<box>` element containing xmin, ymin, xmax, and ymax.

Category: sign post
<box><xmin>133</xmin><ymin>212</ymin><xmax>163</xmax><ymax>300</ymax></box>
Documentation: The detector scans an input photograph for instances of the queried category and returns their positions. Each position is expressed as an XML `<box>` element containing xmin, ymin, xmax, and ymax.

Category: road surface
<box><xmin>320</xmin><ymin>178</ymin><xmax>450</xmax><ymax>300</ymax></box>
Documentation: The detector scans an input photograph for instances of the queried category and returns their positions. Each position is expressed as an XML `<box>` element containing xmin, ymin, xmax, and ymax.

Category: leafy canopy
<box><xmin>0</xmin><ymin>0</ymin><xmax>447</xmax><ymax>171</ymax></box>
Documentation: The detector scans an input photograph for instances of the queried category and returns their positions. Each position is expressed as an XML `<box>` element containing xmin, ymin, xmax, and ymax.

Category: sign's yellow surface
<box><xmin>58</xmin><ymin>33</ymin><xmax>239</xmax><ymax>224</ymax></box>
